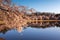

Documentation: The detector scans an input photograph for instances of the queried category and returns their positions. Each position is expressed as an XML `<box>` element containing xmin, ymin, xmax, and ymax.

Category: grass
<box><xmin>0</xmin><ymin>20</ymin><xmax>60</xmax><ymax>24</ymax></box>
<box><xmin>27</xmin><ymin>20</ymin><xmax>60</xmax><ymax>22</ymax></box>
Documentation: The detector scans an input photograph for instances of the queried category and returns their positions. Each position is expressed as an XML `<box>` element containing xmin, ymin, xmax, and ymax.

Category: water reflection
<box><xmin>0</xmin><ymin>21</ymin><xmax>60</xmax><ymax>34</ymax></box>
<box><xmin>28</xmin><ymin>21</ymin><xmax>60</xmax><ymax>28</ymax></box>
<box><xmin>0</xmin><ymin>21</ymin><xmax>60</xmax><ymax>40</ymax></box>
<box><xmin>0</xmin><ymin>38</ymin><xmax>5</xmax><ymax>40</ymax></box>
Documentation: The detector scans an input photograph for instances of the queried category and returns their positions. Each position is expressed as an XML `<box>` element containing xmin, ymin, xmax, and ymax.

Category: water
<box><xmin>0</xmin><ymin>27</ymin><xmax>60</xmax><ymax>40</ymax></box>
<box><xmin>0</xmin><ymin>22</ymin><xmax>60</xmax><ymax>40</ymax></box>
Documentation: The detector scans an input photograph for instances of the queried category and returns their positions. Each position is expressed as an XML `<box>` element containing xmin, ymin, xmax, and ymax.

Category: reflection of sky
<box><xmin>0</xmin><ymin>27</ymin><xmax>60</xmax><ymax>40</ymax></box>
<box><xmin>12</xmin><ymin>0</ymin><xmax>60</xmax><ymax>13</ymax></box>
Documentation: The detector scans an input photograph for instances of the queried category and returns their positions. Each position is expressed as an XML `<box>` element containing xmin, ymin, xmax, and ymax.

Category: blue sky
<box><xmin>12</xmin><ymin>0</ymin><xmax>60</xmax><ymax>13</ymax></box>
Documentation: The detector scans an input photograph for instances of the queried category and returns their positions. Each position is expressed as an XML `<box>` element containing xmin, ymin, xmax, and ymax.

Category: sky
<box><xmin>12</xmin><ymin>0</ymin><xmax>60</xmax><ymax>13</ymax></box>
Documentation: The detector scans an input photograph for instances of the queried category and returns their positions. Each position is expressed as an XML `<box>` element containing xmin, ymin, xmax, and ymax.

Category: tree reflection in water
<box><xmin>28</xmin><ymin>21</ymin><xmax>60</xmax><ymax>28</ymax></box>
<box><xmin>0</xmin><ymin>38</ymin><xmax>5</xmax><ymax>40</ymax></box>
<box><xmin>0</xmin><ymin>21</ymin><xmax>60</xmax><ymax>34</ymax></box>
